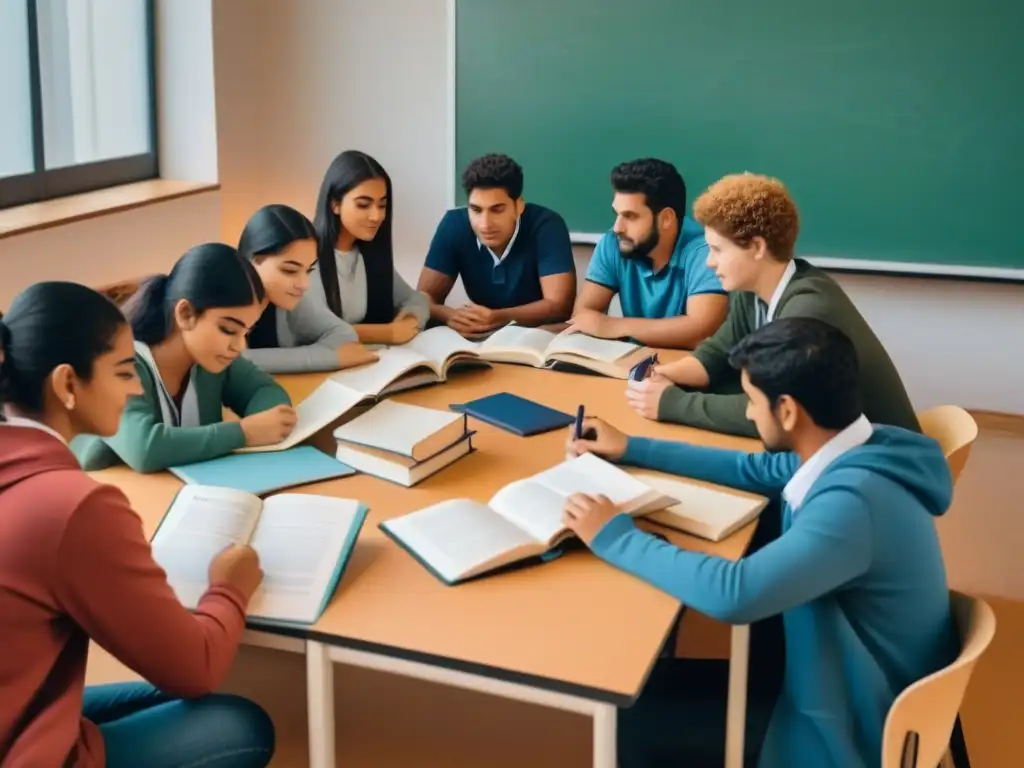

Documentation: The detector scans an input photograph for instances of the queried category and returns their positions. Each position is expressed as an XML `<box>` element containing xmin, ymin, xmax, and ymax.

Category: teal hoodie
<box><xmin>592</xmin><ymin>424</ymin><xmax>958</xmax><ymax>768</ymax></box>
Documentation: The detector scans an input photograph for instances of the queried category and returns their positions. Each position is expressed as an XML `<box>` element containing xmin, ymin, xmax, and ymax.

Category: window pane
<box><xmin>36</xmin><ymin>0</ymin><xmax>151</xmax><ymax>169</ymax></box>
<box><xmin>0</xmin><ymin>1</ymin><xmax>35</xmax><ymax>179</ymax></box>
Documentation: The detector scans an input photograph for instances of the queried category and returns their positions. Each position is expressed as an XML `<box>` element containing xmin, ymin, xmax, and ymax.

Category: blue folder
<box><xmin>449</xmin><ymin>392</ymin><xmax>576</xmax><ymax>437</ymax></box>
<box><xmin>168</xmin><ymin>445</ymin><xmax>356</xmax><ymax>496</ymax></box>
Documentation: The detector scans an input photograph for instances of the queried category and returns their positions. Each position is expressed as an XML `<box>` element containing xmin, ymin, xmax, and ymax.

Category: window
<box><xmin>0</xmin><ymin>0</ymin><xmax>157</xmax><ymax>209</ymax></box>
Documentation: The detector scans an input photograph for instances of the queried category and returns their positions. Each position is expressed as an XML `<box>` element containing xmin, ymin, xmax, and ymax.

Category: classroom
<box><xmin>1</xmin><ymin>1</ymin><xmax>1022</xmax><ymax>767</ymax></box>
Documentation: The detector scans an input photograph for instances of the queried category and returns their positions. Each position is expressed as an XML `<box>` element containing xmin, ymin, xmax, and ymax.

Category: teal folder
<box><xmin>169</xmin><ymin>446</ymin><xmax>355</xmax><ymax>496</ymax></box>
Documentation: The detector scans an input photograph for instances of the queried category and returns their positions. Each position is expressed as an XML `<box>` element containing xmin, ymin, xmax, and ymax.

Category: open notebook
<box><xmin>380</xmin><ymin>452</ymin><xmax>678</xmax><ymax>585</ymax></box>
<box><xmin>626</xmin><ymin>471</ymin><xmax>769</xmax><ymax>542</ymax></box>
<box><xmin>150</xmin><ymin>485</ymin><xmax>367</xmax><ymax>626</ymax></box>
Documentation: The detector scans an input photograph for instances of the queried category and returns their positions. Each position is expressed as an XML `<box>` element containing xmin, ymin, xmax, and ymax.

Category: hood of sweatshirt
<box><xmin>834</xmin><ymin>424</ymin><xmax>953</xmax><ymax>517</ymax></box>
<box><xmin>0</xmin><ymin>424</ymin><xmax>79</xmax><ymax>494</ymax></box>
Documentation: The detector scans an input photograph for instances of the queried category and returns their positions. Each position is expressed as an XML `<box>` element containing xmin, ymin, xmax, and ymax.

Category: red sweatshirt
<box><xmin>0</xmin><ymin>423</ymin><xmax>249</xmax><ymax>767</ymax></box>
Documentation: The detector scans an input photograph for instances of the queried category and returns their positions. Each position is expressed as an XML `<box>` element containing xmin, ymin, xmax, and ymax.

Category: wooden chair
<box><xmin>918</xmin><ymin>406</ymin><xmax>979</xmax><ymax>484</ymax></box>
<box><xmin>882</xmin><ymin>591</ymin><xmax>996</xmax><ymax>768</ymax></box>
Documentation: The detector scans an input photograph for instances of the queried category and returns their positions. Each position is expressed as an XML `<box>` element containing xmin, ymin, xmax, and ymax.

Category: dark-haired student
<box><xmin>417</xmin><ymin>153</ymin><xmax>577</xmax><ymax>338</ymax></box>
<box><xmin>72</xmin><ymin>244</ymin><xmax>295</xmax><ymax>473</ymax></box>
<box><xmin>563</xmin><ymin>317</ymin><xmax>957</xmax><ymax>768</ymax></box>
<box><xmin>626</xmin><ymin>172</ymin><xmax>920</xmax><ymax>437</ymax></box>
<box><xmin>570</xmin><ymin>158</ymin><xmax>728</xmax><ymax>349</ymax></box>
<box><xmin>0</xmin><ymin>282</ymin><xmax>274</xmax><ymax>767</ymax></box>
<box><xmin>307</xmin><ymin>150</ymin><xmax>430</xmax><ymax>346</ymax></box>
<box><xmin>237</xmin><ymin>203</ymin><xmax>379</xmax><ymax>373</ymax></box>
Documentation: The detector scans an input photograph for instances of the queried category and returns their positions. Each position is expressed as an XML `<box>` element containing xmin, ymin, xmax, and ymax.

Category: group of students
<box><xmin>0</xmin><ymin>146</ymin><xmax>959</xmax><ymax>768</ymax></box>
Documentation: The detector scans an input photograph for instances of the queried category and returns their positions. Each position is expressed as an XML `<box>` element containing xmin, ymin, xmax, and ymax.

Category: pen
<box><xmin>575</xmin><ymin>404</ymin><xmax>585</xmax><ymax>440</ymax></box>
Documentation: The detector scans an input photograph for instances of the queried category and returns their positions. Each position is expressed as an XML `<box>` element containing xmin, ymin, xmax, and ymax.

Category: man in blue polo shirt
<box><xmin>417</xmin><ymin>154</ymin><xmax>577</xmax><ymax>337</ymax></box>
<box><xmin>571</xmin><ymin>158</ymin><xmax>728</xmax><ymax>349</ymax></box>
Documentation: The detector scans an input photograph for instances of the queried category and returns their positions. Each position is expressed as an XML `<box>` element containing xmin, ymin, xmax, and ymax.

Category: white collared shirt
<box><xmin>1</xmin><ymin>415</ymin><xmax>67</xmax><ymax>445</ymax></box>
<box><xmin>755</xmin><ymin>259</ymin><xmax>798</xmax><ymax>328</ymax></box>
<box><xmin>477</xmin><ymin>216</ymin><xmax>521</xmax><ymax>267</ymax></box>
<box><xmin>782</xmin><ymin>414</ymin><xmax>874</xmax><ymax>511</ymax></box>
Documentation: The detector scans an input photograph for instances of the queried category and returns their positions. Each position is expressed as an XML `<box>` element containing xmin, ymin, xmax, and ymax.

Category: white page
<box><xmin>150</xmin><ymin>486</ymin><xmax>262</xmax><ymax>609</ymax></box>
<box><xmin>481</xmin><ymin>324</ymin><xmax>555</xmax><ymax>358</ymax></box>
<box><xmin>246</xmin><ymin>494</ymin><xmax>362</xmax><ymax>623</ymax></box>
<box><xmin>629</xmin><ymin>472</ymin><xmax>766</xmax><ymax>540</ymax></box>
<box><xmin>530</xmin><ymin>452</ymin><xmax>655</xmax><ymax>504</ymax></box>
<box><xmin>545</xmin><ymin>331</ymin><xmax>638</xmax><ymax>362</ymax></box>
<box><xmin>402</xmin><ymin>326</ymin><xmax>481</xmax><ymax>366</ymax></box>
<box><xmin>237</xmin><ymin>379</ymin><xmax>366</xmax><ymax>453</ymax></box>
<box><xmin>328</xmin><ymin>346</ymin><xmax>433</xmax><ymax>395</ymax></box>
<box><xmin>333</xmin><ymin>399</ymin><xmax>463</xmax><ymax>456</ymax></box>
<box><xmin>384</xmin><ymin>499</ymin><xmax>538</xmax><ymax>583</ymax></box>
<box><xmin>487</xmin><ymin>478</ymin><xmax>570</xmax><ymax>544</ymax></box>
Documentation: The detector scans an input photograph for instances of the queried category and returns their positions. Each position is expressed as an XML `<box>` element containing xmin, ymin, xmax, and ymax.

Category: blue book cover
<box><xmin>449</xmin><ymin>392</ymin><xmax>575</xmax><ymax>437</ymax></box>
<box><xmin>169</xmin><ymin>446</ymin><xmax>355</xmax><ymax>496</ymax></box>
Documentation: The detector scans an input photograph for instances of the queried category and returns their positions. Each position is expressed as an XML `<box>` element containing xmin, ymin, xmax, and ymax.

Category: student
<box><xmin>71</xmin><ymin>244</ymin><xmax>296</xmax><ymax>473</ymax></box>
<box><xmin>309</xmin><ymin>150</ymin><xmax>430</xmax><ymax>345</ymax></box>
<box><xmin>571</xmin><ymin>158</ymin><xmax>728</xmax><ymax>348</ymax></box>
<box><xmin>0</xmin><ymin>282</ymin><xmax>274</xmax><ymax>767</ymax></box>
<box><xmin>563</xmin><ymin>317</ymin><xmax>958</xmax><ymax>768</ymax></box>
<box><xmin>417</xmin><ymin>153</ymin><xmax>576</xmax><ymax>337</ymax></box>
<box><xmin>627</xmin><ymin>172</ymin><xmax>920</xmax><ymax>437</ymax></box>
<box><xmin>237</xmin><ymin>203</ymin><xmax>378</xmax><ymax>373</ymax></box>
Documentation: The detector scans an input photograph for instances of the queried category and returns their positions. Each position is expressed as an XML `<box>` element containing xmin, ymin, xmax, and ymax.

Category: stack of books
<box><xmin>332</xmin><ymin>400</ymin><xmax>474</xmax><ymax>487</ymax></box>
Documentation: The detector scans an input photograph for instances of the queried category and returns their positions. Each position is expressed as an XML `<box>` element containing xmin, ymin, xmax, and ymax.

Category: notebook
<box><xmin>627</xmin><ymin>471</ymin><xmax>769</xmax><ymax>542</ymax></box>
<box><xmin>333</xmin><ymin>400</ymin><xmax>475</xmax><ymax>487</ymax></box>
<box><xmin>380</xmin><ymin>452</ymin><xmax>679</xmax><ymax>585</ymax></box>
<box><xmin>236</xmin><ymin>329</ymin><xmax>488</xmax><ymax>454</ymax></box>
<box><xmin>150</xmin><ymin>485</ymin><xmax>368</xmax><ymax>626</ymax></box>
<box><xmin>168</xmin><ymin>446</ymin><xmax>355</xmax><ymax>496</ymax></box>
<box><xmin>449</xmin><ymin>392</ymin><xmax>576</xmax><ymax>436</ymax></box>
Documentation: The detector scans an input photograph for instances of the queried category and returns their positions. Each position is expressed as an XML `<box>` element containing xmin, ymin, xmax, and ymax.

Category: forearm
<box><xmin>655</xmin><ymin>355</ymin><xmax>711</xmax><ymax>389</ymax></box>
<box><xmin>657</xmin><ymin>389</ymin><xmax>758</xmax><ymax>438</ymax></box>
<box><xmin>620</xmin><ymin>436</ymin><xmax>797</xmax><ymax>496</ymax></box>
<box><xmin>241</xmin><ymin>345</ymin><xmax>340</xmax><ymax>374</ymax></box>
<box><xmin>108</xmin><ymin>420</ymin><xmax>246</xmax><ymax>473</ymax></box>
<box><xmin>497</xmin><ymin>297</ymin><xmax>573</xmax><ymax>327</ymax></box>
<box><xmin>612</xmin><ymin>316</ymin><xmax>715</xmax><ymax>349</ymax></box>
<box><xmin>354</xmin><ymin>323</ymin><xmax>395</xmax><ymax>345</ymax></box>
<box><xmin>427</xmin><ymin>298</ymin><xmax>458</xmax><ymax>324</ymax></box>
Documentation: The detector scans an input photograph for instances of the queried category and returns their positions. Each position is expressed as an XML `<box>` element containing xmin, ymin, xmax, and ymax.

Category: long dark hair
<box><xmin>238</xmin><ymin>203</ymin><xmax>316</xmax><ymax>261</ymax></box>
<box><xmin>312</xmin><ymin>150</ymin><xmax>395</xmax><ymax>323</ymax></box>
<box><xmin>123</xmin><ymin>243</ymin><xmax>265</xmax><ymax>346</ymax></box>
<box><xmin>0</xmin><ymin>282</ymin><xmax>127</xmax><ymax>415</ymax></box>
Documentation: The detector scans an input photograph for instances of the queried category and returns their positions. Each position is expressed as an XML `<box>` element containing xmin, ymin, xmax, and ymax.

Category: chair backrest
<box><xmin>881</xmin><ymin>591</ymin><xmax>997</xmax><ymax>768</ymax></box>
<box><xmin>917</xmin><ymin>406</ymin><xmax>979</xmax><ymax>483</ymax></box>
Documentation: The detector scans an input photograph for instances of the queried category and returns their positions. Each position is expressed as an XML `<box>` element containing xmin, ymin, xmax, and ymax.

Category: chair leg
<box><xmin>948</xmin><ymin>714</ymin><xmax>970</xmax><ymax>768</ymax></box>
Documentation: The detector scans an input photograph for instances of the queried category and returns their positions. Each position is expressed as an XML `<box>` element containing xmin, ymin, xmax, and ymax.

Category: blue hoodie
<box><xmin>591</xmin><ymin>423</ymin><xmax>959</xmax><ymax>768</ymax></box>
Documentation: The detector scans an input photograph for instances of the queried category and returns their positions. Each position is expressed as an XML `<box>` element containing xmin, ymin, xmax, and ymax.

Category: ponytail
<box><xmin>123</xmin><ymin>273</ymin><xmax>171</xmax><ymax>346</ymax></box>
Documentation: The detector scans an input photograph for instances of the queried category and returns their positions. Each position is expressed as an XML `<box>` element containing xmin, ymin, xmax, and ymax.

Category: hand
<box><xmin>240</xmin><ymin>404</ymin><xmax>298</xmax><ymax>447</ymax></box>
<box><xmin>562</xmin><ymin>493</ymin><xmax>621</xmax><ymax>545</ymax></box>
<box><xmin>566</xmin><ymin>309</ymin><xmax>623</xmax><ymax>339</ymax></box>
<box><xmin>625</xmin><ymin>373</ymin><xmax>673</xmax><ymax>420</ymax></box>
<box><xmin>336</xmin><ymin>342</ymin><xmax>379</xmax><ymax>369</ymax></box>
<box><xmin>208</xmin><ymin>544</ymin><xmax>264</xmax><ymax>602</ymax></box>
<box><xmin>564</xmin><ymin>416</ymin><xmax>628</xmax><ymax>462</ymax></box>
<box><xmin>387</xmin><ymin>313</ymin><xmax>420</xmax><ymax>345</ymax></box>
<box><xmin>448</xmin><ymin>304</ymin><xmax>505</xmax><ymax>337</ymax></box>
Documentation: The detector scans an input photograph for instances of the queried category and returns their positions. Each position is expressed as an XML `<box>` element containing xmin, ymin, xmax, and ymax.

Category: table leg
<box><xmin>724</xmin><ymin>624</ymin><xmax>750</xmax><ymax>768</ymax></box>
<box><xmin>307</xmin><ymin>640</ymin><xmax>336</xmax><ymax>768</ymax></box>
<box><xmin>593</xmin><ymin>702</ymin><xmax>617</xmax><ymax>768</ymax></box>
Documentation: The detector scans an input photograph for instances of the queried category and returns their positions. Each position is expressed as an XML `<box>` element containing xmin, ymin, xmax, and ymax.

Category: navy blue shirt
<box><xmin>423</xmin><ymin>203</ymin><xmax>575</xmax><ymax>309</ymax></box>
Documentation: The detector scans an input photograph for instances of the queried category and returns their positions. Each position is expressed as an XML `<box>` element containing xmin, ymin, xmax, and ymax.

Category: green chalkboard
<box><xmin>455</xmin><ymin>0</ymin><xmax>1024</xmax><ymax>276</ymax></box>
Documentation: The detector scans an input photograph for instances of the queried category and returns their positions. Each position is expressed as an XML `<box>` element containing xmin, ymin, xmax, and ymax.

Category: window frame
<box><xmin>0</xmin><ymin>0</ymin><xmax>158</xmax><ymax>210</ymax></box>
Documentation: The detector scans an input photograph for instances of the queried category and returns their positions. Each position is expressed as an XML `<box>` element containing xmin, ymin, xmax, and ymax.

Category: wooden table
<box><xmin>92</xmin><ymin>361</ymin><xmax>760</xmax><ymax>768</ymax></box>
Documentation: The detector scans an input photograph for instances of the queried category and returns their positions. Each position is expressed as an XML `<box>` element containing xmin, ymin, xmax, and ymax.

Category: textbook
<box><xmin>237</xmin><ymin>328</ymin><xmax>488</xmax><ymax>453</ymax></box>
<box><xmin>169</xmin><ymin>446</ymin><xmax>355</xmax><ymax>496</ymax></box>
<box><xmin>626</xmin><ymin>471</ymin><xmax>769</xmax><ymax>542</ymax></box>
<box><xmin>380</xmin><ymin>452</ymin><xmax>679</xmax><ymax>585</ymax></box>
<box><xmin>333</xmin><ymin>400</ymin><xmax>475</xmax><ymax>487</ymax></box>
<box><xmin>449</xmin><ymin>392</ymin><xmax>576</xmax><ymax>436</ymax></box>
<box><xmin>151</xmin><ymin>485</ymin><xmax>367</xmax><ymax>626</ymax></box>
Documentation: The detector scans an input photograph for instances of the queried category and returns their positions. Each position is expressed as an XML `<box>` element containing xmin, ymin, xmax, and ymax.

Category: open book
<box><xmin>380</xmin><ymin>452</ymin><xmax>678</xmax><ymax>585</ymax></box>
<box><xmin>150</xmin><ymin>485</ymin><xmax>367</xmax><ymax>625</ymax></box>
<box><xmin>237</xmin><ymin>328</ymin><xmax>488</xmax><ymax>453</ymax></box>
<box><xmin>627</xmin><ymin>471</ymin><xmax>769</xmax><ymax>542</ymax></box>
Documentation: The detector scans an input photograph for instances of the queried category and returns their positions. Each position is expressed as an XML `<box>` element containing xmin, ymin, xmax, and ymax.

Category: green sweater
<box><xmin>659</xmin><ymin>259</ymin><xmax>920</xmax><ymax>437</ymax></box>
<box><xmin>72</xmin><ymin>354</ymin><xmax>291</xmax><ymax>473</ymax></box>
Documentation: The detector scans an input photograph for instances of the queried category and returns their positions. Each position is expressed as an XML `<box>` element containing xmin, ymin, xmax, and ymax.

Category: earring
<box><xmin>64</xmin><ymin>395</ymin><xmax>76</xmax><ymax>411</ymax></box>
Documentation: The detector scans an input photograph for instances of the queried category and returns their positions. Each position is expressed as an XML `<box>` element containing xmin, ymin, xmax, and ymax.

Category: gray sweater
<box><xmin>241</xmin><ymin>294</ymin><xmax>358</xmax><ymax>374</ymax></box>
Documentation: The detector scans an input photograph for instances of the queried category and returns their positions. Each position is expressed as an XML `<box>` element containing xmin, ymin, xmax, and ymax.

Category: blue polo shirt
<box><xmin>423</xmin><ymin>202</ymin><xmax>575</xmax><ymax>309</ymax></box>
<box><xmin>585</xmin><ymin>216</ymin><xmax>724</xmax><ymax>318</ymax></box>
